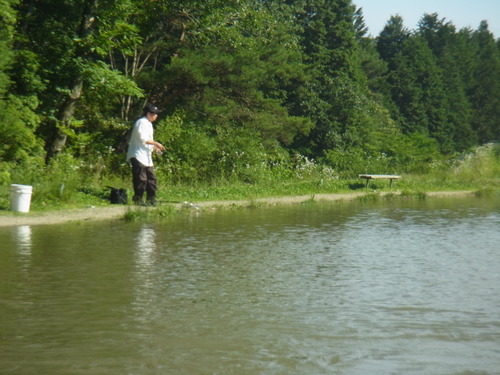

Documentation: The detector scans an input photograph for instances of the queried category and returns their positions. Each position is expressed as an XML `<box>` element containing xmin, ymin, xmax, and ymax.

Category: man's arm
<box><xmin>146</xmin><ymin>140</ymin><xmax>165</xmax><ymax>152</ymax></box>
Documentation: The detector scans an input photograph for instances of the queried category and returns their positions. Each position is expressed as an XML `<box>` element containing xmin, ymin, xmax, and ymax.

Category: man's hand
<box><xmin>150</xmin><ymin>141</ymin><xmax>165</xmax><ymax>152</ymax></box>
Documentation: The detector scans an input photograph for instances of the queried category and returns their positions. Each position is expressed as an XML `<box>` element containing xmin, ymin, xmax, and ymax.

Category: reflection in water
<box><xmin>135</xmin><ymin>225</ymin><xmax>157</xmax><ymax>268</ymax></box>
<box><xmin>132</xmin><ymin>225</ymin><xmax>163</xmax><ymax>330</ymax></box>
<box><xmin>15</xmin><ymin>225</ymin><xmax>32</xmax><ymax>257</ymax></box>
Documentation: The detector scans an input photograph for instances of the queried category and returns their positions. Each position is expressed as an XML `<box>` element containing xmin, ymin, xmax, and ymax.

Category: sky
<box><xmin>353</xmin><ymin>0</ymin><xmax>500</xmax><ymax>38</ymax></box>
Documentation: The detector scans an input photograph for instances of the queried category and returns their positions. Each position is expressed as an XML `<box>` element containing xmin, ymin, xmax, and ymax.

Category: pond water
<box><xmin>1</xmin><ymin>196</ymin><xmax>499</xmax><ymax>374</ymax></box>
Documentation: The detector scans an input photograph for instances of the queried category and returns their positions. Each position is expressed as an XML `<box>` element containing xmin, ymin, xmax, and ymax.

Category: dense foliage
<box><xmin>1</xmin><ymin>0</ymin><xmax>499</xmax><ymax>189</ymax></box>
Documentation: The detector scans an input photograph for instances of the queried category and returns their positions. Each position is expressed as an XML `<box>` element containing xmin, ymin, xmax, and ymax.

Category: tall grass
<box><xmin>450</xmin><ymin>143</ymin><xmax>500</xmax><ymax>181</ymax></box>
<box><xmin>401</xmin><ymin>143</ymin><xmax>500</xmax><ymax>191</ymax></box>
<box><xmin>2</xmin><ymin>153</ymin><xmax>129</xmax><ymax>211</ymax></box>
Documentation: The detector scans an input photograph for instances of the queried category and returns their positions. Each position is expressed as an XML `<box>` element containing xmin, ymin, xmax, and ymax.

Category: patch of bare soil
<box><xmin>0</xmin><ymin>191</ymin><xmax>475</xmax><ymax>227</ymax></box>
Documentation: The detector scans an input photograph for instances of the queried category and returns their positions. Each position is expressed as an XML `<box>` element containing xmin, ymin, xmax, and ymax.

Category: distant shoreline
<box><xmin>0</xmin><ymin>190</ymin><xmax>476</xmax><ymax>228</ymax></box>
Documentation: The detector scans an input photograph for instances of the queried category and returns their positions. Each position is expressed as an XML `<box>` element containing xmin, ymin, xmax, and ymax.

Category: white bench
<box><xmin>359</xmin><ymin>174</ymin><xmax>401</xmax><ymax>189</ymax></box>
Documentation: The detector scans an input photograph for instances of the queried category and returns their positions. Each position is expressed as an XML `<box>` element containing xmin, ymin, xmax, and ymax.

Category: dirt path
<box><xmin>0</xmin><ymin>205</ymin><xmax>130</xmax><ymax>227</ymax></box>
<box><xmin>0</xmin><ymin>191</ymin><xmax>475</xmax><ymax>227</ymax></box>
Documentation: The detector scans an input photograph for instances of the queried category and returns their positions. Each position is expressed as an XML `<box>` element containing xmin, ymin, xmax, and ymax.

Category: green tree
<box><xmin>376</xmin><ymin>15</ymin><xmax>410</xmax><ymax>65</ymax></box>
<box><xmin>417</xmin><ymin>13</ymin><xmax>477</xmax><ymax>151</ymax></box>
<box><xmin>0</xmin><ymin>0</ymin><xmax>16</xmax><ymax>95</ymax></box>
<box><xmin>283</xmin><ymin>0</ymin><xmax>376</xmax><ymax>158</ymax></box>
<box><xmin>377</xmin><ymin>15</ymin><xmax>458</xmax><ymax>153</ymax></box>
<box><xmin>147</xmin><ymin>0</ymin><xmax>313</xmax><ymax>149</ymax></box>
<box><xmin>12</xmin><ymin>0</ymin><xmax>142</xmax><ymax>161</ymax></box>
<box><xmin>0</xmin><ymin>0</ymin><xmax>43</xmax><ymax>169</ymax></box>
<box><xmin>469</xmin><ymin>21</ymin><xmax>500</xmax><ymax>143</ymax></box>
<box><xmin>390</xmin><ymin>36</ymin><xmax>453</xmax><ymax>151</ymax></box>
<box><xmin>355</xmin><ymin>7</ymin><xmax>389</xmax><ymax>102</ymax></box>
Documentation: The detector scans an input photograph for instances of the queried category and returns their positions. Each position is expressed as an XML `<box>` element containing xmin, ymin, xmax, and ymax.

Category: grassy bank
<box><xmin>1</xmin><ymin>144</ymin><xmax>499</xmax><ymax>214</ymax></box>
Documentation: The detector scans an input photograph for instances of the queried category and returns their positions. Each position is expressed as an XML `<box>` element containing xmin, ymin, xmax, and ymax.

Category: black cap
<box><xmin>143</xmin><ymin>104</ymin><xmax>161</xmax><ymax>114</ymax></box>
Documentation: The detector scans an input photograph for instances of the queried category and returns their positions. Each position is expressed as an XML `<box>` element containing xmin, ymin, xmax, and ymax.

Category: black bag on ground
<box><xmin>108</xmin><ymin>187</ymin><xmax>128</xmax><ymax>204</ymax></box>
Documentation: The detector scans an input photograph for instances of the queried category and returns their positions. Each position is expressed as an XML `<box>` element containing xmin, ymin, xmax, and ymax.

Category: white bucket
<box><xmin>10</xmin><ymin>184</ymin><xmax>33</xmax><ymax>213</ymax></box>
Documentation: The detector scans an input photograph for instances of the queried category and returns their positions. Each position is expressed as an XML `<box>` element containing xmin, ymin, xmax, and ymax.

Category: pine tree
<box><xmin>387</xmin><ymin>35</ymin><xmax>454</xmax><ymax>152</ymax></box>
<box><xmin>469</xmin><ymin>21</ymin><xmax>500</xmax><ymax>143</ymax></box>
<box><xmin>355</xmin><ymin>7</ymin><xmax>389</xmax><ymax>101</ymax></box>
<box><xmin>418</xmin><ymin>13</ymin><xmax>477</xmax><ymax>151</ymax></box>
<box><xmin>285</xmin><ymin>0</ymin><xmax>372</xmax><ymax>157</ymax></box>
<box><xmin>149</xmin><ymin>0</ymin><xmax>313</xmax><ymax>148</ymax></box>
<box><xmin>376</xmin><ymin>15</ymin><xmax>410</xmax><ymax>66</ymax></box>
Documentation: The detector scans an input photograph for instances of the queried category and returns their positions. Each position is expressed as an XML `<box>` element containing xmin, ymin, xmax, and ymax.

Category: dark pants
<box><xmin>130</xmin><ymin>158</ymin><xmax>157</xmax><ymax>203</ymax></box>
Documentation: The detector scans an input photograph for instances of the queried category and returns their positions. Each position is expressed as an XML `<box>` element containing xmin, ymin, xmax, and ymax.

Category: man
<box><xmin>127</xmin><ymin>104</ymin><xmax>166</xmax><ymax>205</ymax></box>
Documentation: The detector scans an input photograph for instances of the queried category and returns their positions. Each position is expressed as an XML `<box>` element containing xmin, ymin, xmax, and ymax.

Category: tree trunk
<box><xmin>46</xmin><ymin>79</ymin><xmax>83</xmax><ymax>161</ymax></box>
<box><xmin>45</xmin><ymin>0</ymin><xmax>97</xmax><ymax>161</ymax></box>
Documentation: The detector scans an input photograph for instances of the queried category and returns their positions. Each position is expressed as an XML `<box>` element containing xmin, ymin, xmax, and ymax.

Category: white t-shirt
<box><xmin>127</xmin><ymin>117</ymin><xmax>155</xmax><ymax>167</ymax></box>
